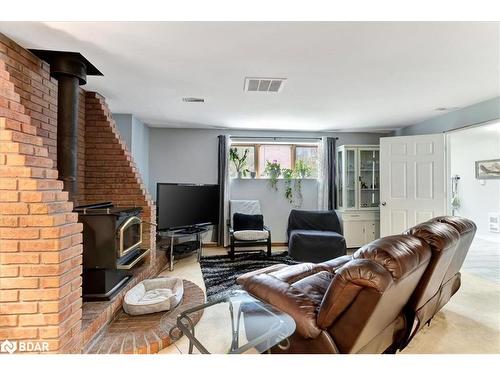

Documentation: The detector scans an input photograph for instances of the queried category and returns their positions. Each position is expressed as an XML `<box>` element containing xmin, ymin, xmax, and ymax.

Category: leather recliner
<box><xmin>400</xmin><ymin>216</ymin><xmax>476</xmax><ymax>347</ymax></box>
<box><xmin>238</xmin><ymin>235</ymin><xmax>432</xmax><ymax>353</ymax></box>
<box><xmin>237</xmin><ymin>216</ymin><xmax>475</xmax><ymax>354</ymax></box>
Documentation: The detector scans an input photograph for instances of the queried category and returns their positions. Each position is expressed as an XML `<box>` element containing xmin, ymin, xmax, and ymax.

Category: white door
<box><xmin>380</xmin><ymin>134</ymin><xmax>446</xmax><ymax>237</ymax></box>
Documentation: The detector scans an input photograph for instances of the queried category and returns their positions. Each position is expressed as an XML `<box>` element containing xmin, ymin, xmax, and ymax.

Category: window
<box><xmin>295</xmin><ymin>146</ymin><xmax>318</xmax><ymax>178</ymax></box>
<box><xmin>258</xmin><ymin>144</ymin><xmax>292</xmax><ymax>176</ymax></box>
<box><xmin>229</xmin><ymin>146</ymin><xmax>255</xmax><ymax>178</ymax></box>
<box><xmin>230</xmin><ymin>142</ymin><xmax>318</xmax><ymax>179</ymax></box>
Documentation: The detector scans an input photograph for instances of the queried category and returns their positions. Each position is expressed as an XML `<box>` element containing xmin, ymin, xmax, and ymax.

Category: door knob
<box><xmin>381</xmin><ymin>202</ymin><xmax>386</xmax><ymax>206</ymax></box>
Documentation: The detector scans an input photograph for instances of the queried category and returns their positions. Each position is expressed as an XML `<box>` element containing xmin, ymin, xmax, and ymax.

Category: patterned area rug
<box><xmin>200</xmin><ymin>251</ymin><xmax>299</xmax><ymax>301</ymax></box>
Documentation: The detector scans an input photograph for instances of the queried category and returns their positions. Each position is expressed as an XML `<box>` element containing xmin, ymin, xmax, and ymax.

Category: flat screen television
<box><xmin>156</xmin><ymin>183</ymin><xmax>219</xmax><ymax>231</ymax></box>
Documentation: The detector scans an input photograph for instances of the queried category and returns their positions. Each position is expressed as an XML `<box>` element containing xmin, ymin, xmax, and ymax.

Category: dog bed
<box><xmin>123</xmin><ymin>277</ymin><xmax>184</xmax><ymax>316</ymax></box>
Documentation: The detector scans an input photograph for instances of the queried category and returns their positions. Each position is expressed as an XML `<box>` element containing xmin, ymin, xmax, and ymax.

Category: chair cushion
<box><xmin>233</xmin><ymin>213</ymin><xmax>264</xmax><ymax>231</ymax></box>
<box><xmin>233</xmin><ymin>230</ymin><xmax>269</xmax><ymax>241</ymax></box>
<box><xmin>288</xmin><ymin>230</ymin><xmax>347</xmax><ymax>263</ymax></box>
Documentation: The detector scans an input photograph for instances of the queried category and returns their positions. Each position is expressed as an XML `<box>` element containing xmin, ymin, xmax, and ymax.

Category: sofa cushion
<box><xmin>233</xmin><ymin>213</ymin><xmax>264</xmax><ymax>231</ymax></box>
<box><xmin>236</xmin><ymin>265</ymin><xmax>327</xmax><ymax>339</ymax></box>
<box><xmin>288</xmin><ymin>230</ymin><xmax>347</xmax><ymax>263</ymax></box>
<box><xmin>233</xmin><ymin>230</ymin><xmax>269</xmax><ymax>241</ymax></box>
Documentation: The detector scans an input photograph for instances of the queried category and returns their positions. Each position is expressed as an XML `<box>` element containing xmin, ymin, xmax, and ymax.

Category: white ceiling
<box><xmin>1</xmin><ymin>22</ymin><xmax>499</xmax><ymax>132</ymax></box>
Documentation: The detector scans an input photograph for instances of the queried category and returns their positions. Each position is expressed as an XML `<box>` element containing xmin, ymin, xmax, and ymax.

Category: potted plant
<box><xmin>229</xmin><ymin>147</ymin><xmax>250</xmax><ymax>178</ymax></box>
<box><xmin>264</xmin><ymin>160</ymin><xmax>281</xmax><ymax>190</ymax></box>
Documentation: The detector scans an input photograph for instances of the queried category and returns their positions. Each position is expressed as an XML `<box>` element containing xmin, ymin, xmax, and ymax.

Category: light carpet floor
<box><xmin>158</xmin><ymin>246</ymin><xmax>500</xmax><ymax>354</ymax></box>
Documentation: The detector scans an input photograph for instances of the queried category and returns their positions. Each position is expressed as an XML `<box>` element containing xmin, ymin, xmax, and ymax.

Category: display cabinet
<box><xmin>336</xmin><ymin>145</ymin><xmax>380</xmax><ymax>248</ymax></box>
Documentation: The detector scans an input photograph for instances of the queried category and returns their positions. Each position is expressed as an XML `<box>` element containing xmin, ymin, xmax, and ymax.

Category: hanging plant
<box><xmin>264</xmin><ymin>160</ymin><xmax>281</xmax><ymax>191</ymax></box>
<box><xmin>229</xmin><ymin>147</ymin><xmax>250</xmax><ymax>178</ymax></box>
<box><xmin>282</xmin><ymin>168</ymin><xmax>294</xmax><ymax>203</ymax></box>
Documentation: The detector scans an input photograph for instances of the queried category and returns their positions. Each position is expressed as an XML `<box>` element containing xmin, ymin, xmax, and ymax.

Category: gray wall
<box><xmin>394</xmin><ymin>96</ymin><xmax>500</xmax><ymax>136</ymax></box>
<box><xmin>131</xmin><ymin>115</ymin><xmax>150</xmax><ymax>187</ymax></box>
<box><xmin>114</xmin><ymin>113</ymin><xmax>150</xmax><ymax>187</ymax></box>
<box><xmin>149</xmin><ymin>128</ymin><xmax>383</xmax><ymax>241</ymax></box>
<box><xmin>114</xmin><ymin>114</ymin><xmax>133</xmax><ymax>148</ymax></box>
<box><xmin>230</xmin><ymin>179</ymin><xmax>319</xmax><ymax>241</ymax></box>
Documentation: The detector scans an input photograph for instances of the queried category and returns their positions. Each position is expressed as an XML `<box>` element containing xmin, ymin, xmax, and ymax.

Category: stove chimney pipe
<box><xmin>29</xmin><ymin>50</ymin><xmax>102</xmax><ymax>202</ymax></box>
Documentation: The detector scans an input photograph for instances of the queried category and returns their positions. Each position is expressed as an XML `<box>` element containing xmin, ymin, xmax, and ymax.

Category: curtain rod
<box><xmin>229</xmin><ymin>136</ymin><xmax>339</xmax><ymax>140</ymax></box>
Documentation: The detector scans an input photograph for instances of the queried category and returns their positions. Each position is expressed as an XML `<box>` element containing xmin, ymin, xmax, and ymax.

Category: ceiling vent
<box><xmin>244</xmin><ymin>77</ymin><xmax>286</xmax><ymax>93</ymax></box>
<box><xmin>182</xmin><ymin>97</ymin><xmax>205</xmax><ymax>103</ymax></box>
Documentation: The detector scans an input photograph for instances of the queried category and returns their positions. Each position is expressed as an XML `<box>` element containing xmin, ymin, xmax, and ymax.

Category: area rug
<box><xmin>200</xmin><ymin>251</ymin><xmax>299</xmax><ymax>301</ymax></box>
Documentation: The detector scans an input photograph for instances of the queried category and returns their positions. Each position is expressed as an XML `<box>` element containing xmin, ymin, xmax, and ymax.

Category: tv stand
<box><xmin>176</xmin><ymin>226</ymin><xmax>206</xmax><ymax>235</ymax></box>
<box><xmin>158</xmin><ymin>226</ymin><xmax>210</xmax><ymax>271</ymax></box>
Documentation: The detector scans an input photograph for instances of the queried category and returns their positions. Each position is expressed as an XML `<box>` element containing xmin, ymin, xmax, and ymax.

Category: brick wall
<box><xmin>0</xmin><ymin>34</ymin><xmax>58</xmax><ymax>168</ymax></box>
<box><xmin>0</xmin><ymin>59</ymin><xmax>83</xmax><ymax>353</ymax></box>
<box><xmin>0</xmin><ymin>34</ymin><xmax>161</xmax><ymax>353</ymax></box>
<box><xmin>83</xmin><ymin>92</ymin><xmax>157</xmax><ymax>262</ymax></box>
<box><xmin>0</xmin><ymin>34</ymin><xmax>86</xmax><ymax>206</ymax></box>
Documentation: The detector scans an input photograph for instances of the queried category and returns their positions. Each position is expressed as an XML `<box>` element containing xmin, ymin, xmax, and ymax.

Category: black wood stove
<box><xmin>76</xmin><ymin>202</ymin><xmax>150</xmax><ymax>301</ymax></box>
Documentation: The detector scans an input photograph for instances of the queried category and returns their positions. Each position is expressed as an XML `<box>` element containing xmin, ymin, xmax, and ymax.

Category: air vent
<box><xmin>182</xmin><ymin>97</ymin><xmax>205</xmax><ymax>103</ymax></box>
<box><xmin>244</xmin><ymin>77</ymin><xmax>286</xmax><ymax>93</ymax></box>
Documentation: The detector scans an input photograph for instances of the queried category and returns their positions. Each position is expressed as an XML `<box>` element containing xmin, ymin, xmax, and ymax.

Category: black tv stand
<box><xmin>176</xmin><ymin>226</ymin><xmax>205</xmax><ymax>235</ymax></box>
<box><xmin>157</xmin><ymin>226</ymin><xmax>211</xmax><ymax>271</ymax></box>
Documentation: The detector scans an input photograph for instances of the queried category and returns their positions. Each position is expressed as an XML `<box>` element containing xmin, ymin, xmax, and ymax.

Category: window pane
<box><xmin>229</xmin><ymin>146</ymin><xmax>255</xmax><ymax>178</ymax></box>
<box><xmin>295</xmin><ymin>146</ymin><xmax>318</xmax><ymax>178</ymax></box>
<box><xmin>259</xmin><ymin>145</ymin><xmax>292</xmax><ymax>177</ymax></box>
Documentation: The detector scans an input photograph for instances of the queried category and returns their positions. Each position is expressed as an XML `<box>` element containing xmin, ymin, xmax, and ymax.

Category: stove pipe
<box><xmin>29</xmin><ymin>50</ymin><xmax>102</xmax><ymax>202</ymax></box>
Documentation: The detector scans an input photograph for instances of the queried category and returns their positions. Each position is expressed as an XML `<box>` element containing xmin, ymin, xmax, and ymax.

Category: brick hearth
<box><xmin>0</xmin><ymin>33</ymin><xmax>165</xmax><ymax>353</ymax></box>
<box><xmin>84</xmin><ymin>280</ymin><xmax>204</xmax><ymax>354</ymax></box>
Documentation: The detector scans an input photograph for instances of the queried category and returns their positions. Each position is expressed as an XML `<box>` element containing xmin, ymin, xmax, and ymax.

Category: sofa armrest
<box><xmin>237</xmin><ymin>264</ymin><xmax>288</xmax><ymax>286</ymax></box>
<box><xmin>317</xmin><ymin>259</ymin><xmax>393</xmax><ymax>329</ymax></box>
<box><xmin>237</xmin><ymin>272</ymin><xmax>324</xmax><ymax>339</ymax></box>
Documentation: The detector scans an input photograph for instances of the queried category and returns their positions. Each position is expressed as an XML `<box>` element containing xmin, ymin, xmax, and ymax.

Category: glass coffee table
<box><xmin>169</xmin><ymin>290</ymin><xmax>296</xmax><ymax>354</ymax></box>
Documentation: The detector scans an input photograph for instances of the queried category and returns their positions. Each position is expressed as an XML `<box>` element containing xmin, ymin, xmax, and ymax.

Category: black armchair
<box><xmin>287</xmin><ymin>209</ymin><xmax>346</xmax><ymax>263</ymax></box>
<box><xmin>228</xmin><ymin>200</ymin><xmax>272</xmax><ymax>260</ymax></box>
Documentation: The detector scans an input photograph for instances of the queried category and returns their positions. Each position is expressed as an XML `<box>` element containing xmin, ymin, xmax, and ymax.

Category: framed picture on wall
<box><xmin>475</xmin><ymin>159</ymin><xmax>500</xmax><ymax>179</ymax></box>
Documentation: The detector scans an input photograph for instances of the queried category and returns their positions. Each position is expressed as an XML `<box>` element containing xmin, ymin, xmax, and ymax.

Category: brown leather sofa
<box><xmin>401</xmin><ymin>216</ymin><xmax>477</xmax><ymax>347</ymax></box>
<box><xmin>237</xmin><ymin>216</ymin><xmax>476</xmax><ymax>354</ymax></box>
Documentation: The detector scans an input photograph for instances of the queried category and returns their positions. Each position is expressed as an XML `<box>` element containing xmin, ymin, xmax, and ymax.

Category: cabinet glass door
<box><xmin>358</xmin><ymin>149</ymin><xmax>380</xmax><ymax>209</ymax></box>
<box><xmin>345</xmin><ymin>149</ymin><xmax>356</xmax><ymax>208</ymax></box>
<box><xmin>337</xmin><ymin>149</ymin><xmax>343</xmax><ymax>209</ymax></box>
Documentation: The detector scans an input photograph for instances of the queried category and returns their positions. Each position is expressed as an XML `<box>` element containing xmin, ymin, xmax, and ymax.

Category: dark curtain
<box><xmin>326</xmin><ymin>137</ymin><xmax>337</xmax><ymax>210</ymax></box>
<box><xmin>217</xmin><ymin>135</ymin><xmax>227</xmax><ymax>246</ymax></box>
